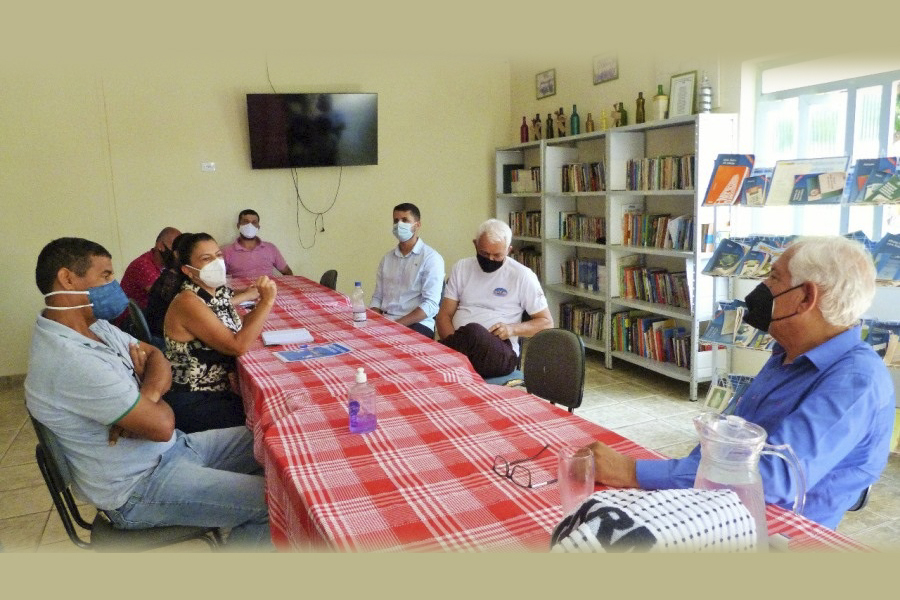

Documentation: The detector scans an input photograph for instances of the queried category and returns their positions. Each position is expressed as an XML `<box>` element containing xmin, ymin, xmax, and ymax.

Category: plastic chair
<box><xmin>29</xmin><ymin>414</ymin><xmax>222</xmax><ymax>552</ymax></box>
<box><xmin>319</xmin><ymin>269</ymin><xmax>338</xmax><ymax>290</ymax></box>
<box><xmin>126</xmin><ymin>299</ymin><xmax>152</xmax><ymax>344</ymax></box>
<box><xmin>522</xmin><ymin>328</ymin><xmax>585</xmax><ymax>413</ymax></box>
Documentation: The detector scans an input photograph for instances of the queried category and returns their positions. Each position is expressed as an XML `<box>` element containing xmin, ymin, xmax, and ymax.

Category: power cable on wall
<box><xmin>265</xmin><ymin>58</ymin><xmax>341</xmax><ymax>250</ymax></box>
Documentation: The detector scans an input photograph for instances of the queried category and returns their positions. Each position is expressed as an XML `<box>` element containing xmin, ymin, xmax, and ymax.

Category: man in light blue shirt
<box><xmin>371</xmin><ymin>203</ymin><xmax>444</xmax><ymax>338</ymax></box>
<box><xmin>584</xmin><ymin>236</ymin><xmax>895</xmax><ymax>530</ymax></box>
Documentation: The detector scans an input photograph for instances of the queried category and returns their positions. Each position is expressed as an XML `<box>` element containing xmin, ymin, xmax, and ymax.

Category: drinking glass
<box><xmin>557</xmin><ymin>446</ymin><xmax>595</xmax><ymax>514</ymax></box>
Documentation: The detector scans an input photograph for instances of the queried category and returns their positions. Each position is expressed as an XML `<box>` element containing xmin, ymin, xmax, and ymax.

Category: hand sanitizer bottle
<box><xmin>348</xmin><ymin>367</ymin><xmax>377</xmax><ymax>434</ymax></box>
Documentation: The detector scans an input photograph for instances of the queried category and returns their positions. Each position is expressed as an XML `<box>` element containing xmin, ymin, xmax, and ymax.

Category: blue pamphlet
<box><xmin>274</xmin><ymin>343</ymin><xmax>352</xmax><ymax>363</ymax></box>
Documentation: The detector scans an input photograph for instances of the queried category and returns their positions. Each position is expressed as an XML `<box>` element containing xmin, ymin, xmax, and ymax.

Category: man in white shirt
<box><xmin>436</xmin><ymin>218</ymin><xmax>553</xmax><ymax>378</ymax></box>
<box><xmin>371</xmin><ymin>203</ymin><xmax>445</xmax><ymax>338</ymax></box>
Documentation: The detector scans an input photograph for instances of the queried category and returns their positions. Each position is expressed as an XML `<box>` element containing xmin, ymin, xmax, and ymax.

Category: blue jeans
<box><xmin>104</xmin><ymin>426</ymin><xmax>272</xmax><ymax>550</ymax></box>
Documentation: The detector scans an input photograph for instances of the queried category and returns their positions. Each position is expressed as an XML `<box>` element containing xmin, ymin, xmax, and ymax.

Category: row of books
<box><xmin>561</xmin><ymin>161</ymin><xmax>606</xmax><ymax>193</ymax></box>
<box><xmin>702</xmin><ymin>231</ymin><xmax>900</xmax><ymax>283</ymax></box>
<box><xmin>559</xmin><ymin>211</ymin><xmax>606</xmax><ymax>244</ymax></box>
<box><xmin>625</xmin><ymin>154</ymin><xmax>696</xmax><ymax>192</ymax></box>
<box><xmin>510</xmin><ymin>245</ymin><xmax>542</xmax><ymax>276</ymax></box>
<box><xmin>559</xmin><ymin>301</ymin><xmax>604</xmax><ymax>341</ymax></box>
<box><xmin>509</xmin><ymin>210</ymin><xmax>542</xmax><ymax>238</ymax></box>
<box><xmin>620</xmin><ymin>261</ymin><xmax>691</xmax><ymax>309</ymax></box>
<box><xmin>610</xmin><ymin>310</ymin><xmax>692</xmax><ymax>367</ymax></box>
<box><xmin>700</xmin><ymin>300</ymin><xmax>775</xmax><ymax>351</ymax></box>
<box><xmin>561</xmin><ymin>257</ymin><xmax>607</xmax><ymax>293</ymax></box>
<box><xmin>701</xmin><ymin>154</ymin><xmax>900</xmax><ymax>207</ymax></box>
<box><xmin>509</xmin><ymin>167</ymin><xmax>542</xmax><ymax>193</ymax></box>
<box><xmin>623</xmin><ymin>212</ymin><xmax>695</xmax><ymax>251</ymax></box>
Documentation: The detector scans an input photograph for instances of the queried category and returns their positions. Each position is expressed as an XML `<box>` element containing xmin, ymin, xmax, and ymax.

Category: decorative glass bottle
<box><xmin>653</xmin><ymin>84</ymin><xmax>668</xmax><ymax>121</ymax></box>
<box><xmin>520</xmin><ymin>116</ymin><xmax>529</xmax><ymax>143</ymax></box>
<box><xmin>546</xmin><ymin>113</ymin><xmax>554</xmax><ymax>139</ymax></box>
<box><xmin>556</xmin><ymin>107</ymin><xmax>567</xmax><ymax>137</ymax></box>
<box><xmin>635</xmin><ymin>93</ymin><xmax>645</xmax><ymax>124</ymax></box>
<box><xmin>570</xmin><ymin>104</ymin><xmax>580</xmax><ymax>135</ymax></box>
<box><xmin>617</xmin><ymin>102</ymin><xmax>628</xmax><ymax>126</ymax></box>
<box><xmin>532</xmin><ymin>113</ymin><xmax>542</xmax><ymax>140</ymax></box>
<box><xmin>585</xmin><ymin>112</ymin><xmax>595</xmax><ymax>133</ymax></box>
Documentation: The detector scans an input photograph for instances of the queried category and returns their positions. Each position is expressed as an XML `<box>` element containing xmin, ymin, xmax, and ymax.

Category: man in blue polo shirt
<box><xmin>584</xmin><ymin>236</ymin><xmax>895</xmax><ymax>530</ymax></box>
<box><xmin>24</xmin><ymin>237</ymin><xmax>272</xmax><ymax>548</ymax></box>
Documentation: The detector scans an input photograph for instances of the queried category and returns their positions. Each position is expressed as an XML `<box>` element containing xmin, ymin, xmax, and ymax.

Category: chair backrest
<box><xmin>847</xmin><ymin>485</ymin><xmax>872</xmax><ymax>512</ymax></box>
<box><xmin>523</xmin><ymin>328</ymin><xmax>585</xmax><ymax>412</ymax></box>
<box><xmin>319</xmin><ymin>269</ymin><xmax>338</xmax><ymax>290</ymax></box>
<box><xmin>127</xmin><ymin>299</ymin><xmax>152</xmax><ymax>343</ymax></box>
<box><xmin>29</xmin><ymin>414</ymin><xmax>93</xmax><ymax>548</ymax></box>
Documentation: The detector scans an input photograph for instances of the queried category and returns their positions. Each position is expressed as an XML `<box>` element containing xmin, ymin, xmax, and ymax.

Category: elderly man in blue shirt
<box><xmin>586</xmin><ymin>235</ymin><xmax>895</xmax><ymax>530</ymax></box>
<box><xmin>371</xmin><ymin>202</ymin><xmax>445</xmax><ymax>338</ymax></box>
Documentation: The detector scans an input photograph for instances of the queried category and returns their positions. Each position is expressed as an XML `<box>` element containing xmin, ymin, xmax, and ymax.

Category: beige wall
<box><xmin>1</xmin><ymin>54</ymin><xmax>511</xmax><ymax>377</ymax></box>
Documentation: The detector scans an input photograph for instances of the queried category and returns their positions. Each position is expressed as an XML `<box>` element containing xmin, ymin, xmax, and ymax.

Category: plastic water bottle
<box><xmin>348</xmin><ymin>367</ymin><xmax>377</xmax><ymax>434</ymax></box>
<box><xmin>351</xmin><ymin>281</ymin><xmax>366</xmax><ymax>328</ymax></box>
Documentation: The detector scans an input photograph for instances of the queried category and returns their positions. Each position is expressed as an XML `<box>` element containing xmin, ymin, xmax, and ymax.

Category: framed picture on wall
<box><xmin>592</xmin><ymin>55</ymin><xmax>618</xmax><ymax>85</ymax></box>
<box><xmin>669</xmin><ymin>70</ymin><xmax>697</xmax><ymax>118</ymax></box>
<box><xmin>536</xmin><ymin>69</ymin><xmax>556</xmax><ymax>100</ymax></box>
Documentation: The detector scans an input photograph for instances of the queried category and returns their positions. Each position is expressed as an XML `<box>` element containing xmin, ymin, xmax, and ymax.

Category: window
<box><xmin>740</xmin><ymin>60</ymin><xmax>900</xmax><ymax>241</ymax></box>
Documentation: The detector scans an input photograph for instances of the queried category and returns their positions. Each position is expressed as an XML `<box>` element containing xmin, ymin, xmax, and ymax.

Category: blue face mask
<box><xmin>44</xmin><ymin>280</ymin><xmax>130</xmax><ymax>321</ymax></box>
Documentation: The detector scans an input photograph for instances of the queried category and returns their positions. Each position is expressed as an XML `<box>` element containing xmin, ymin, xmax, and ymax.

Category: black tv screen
<box><xmin>247</xmin><ymin>93</ymin><xmax>378</xmax><ymax>168</ymax></box>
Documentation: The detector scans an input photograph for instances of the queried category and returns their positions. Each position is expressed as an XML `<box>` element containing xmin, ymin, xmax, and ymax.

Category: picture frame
<box><xmin>592</xmin><ymin>55</ymin><xmax>618</xmax><ymax>85</ymax></box>
<box><xmin>536</xmin><ymin>69</ymin><xmax>556</xmax><ymax>100</ymax></box>
<box><xmin>669</xmin><ymin>70</ymin><xmax>697</xmax><ymax>118</ymax></box>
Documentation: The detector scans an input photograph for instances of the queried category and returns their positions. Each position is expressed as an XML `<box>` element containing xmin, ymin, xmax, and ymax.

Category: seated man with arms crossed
<box><xmin>25</xmin><ymin>237</ymin><xmax>272</xmax><ymax>548</ymax></box>
<box><xmin>223</xmin><ymin>209</ymin><xmax>294</xmax><ymax>278</ymax></box>
<box><xmin>371</xmin><ymin>202</ymin><xmax>444</xmax><ymax>338</ymax></box>
<box><xmin>584</xmin><ymin>236</ymin><xmax>895</xmax><ymax>530</ymax></box>
<box><xmin>436</xmin><ymin>218</ymin><xmax>553</xmax><ymax>379</ymax></box>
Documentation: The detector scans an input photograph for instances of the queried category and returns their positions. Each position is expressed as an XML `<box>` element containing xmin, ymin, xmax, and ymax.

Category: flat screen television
<box><xmin>247</xmin><ymin>93</ymin><xmax>378</xmax><ymax>168</ymax></box>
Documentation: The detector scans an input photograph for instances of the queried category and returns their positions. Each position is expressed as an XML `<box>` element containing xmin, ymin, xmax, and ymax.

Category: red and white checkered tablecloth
<box><xmin>236</xmin><ymin>276</ymin><xmax>871</xmax><ymax>552</ymax></box>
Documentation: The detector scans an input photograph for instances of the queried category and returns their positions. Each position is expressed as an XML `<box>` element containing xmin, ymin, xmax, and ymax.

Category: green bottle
<box><xmin>546</xmin><ymin>113</ymin><xmax>554</xmax><ymax>139</ymax></box>
<box><xmin>618</xmin><ymin>102</ymin><xmax>628</xmax><ymax>126</ymax></box>
<box><xmin>570</xmin><ymin>104</ymin><xmax>581</xmax><ymax>135</ymax></box>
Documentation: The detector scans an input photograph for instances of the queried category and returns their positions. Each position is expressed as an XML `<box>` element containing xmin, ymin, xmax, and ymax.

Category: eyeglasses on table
<box><xmin>492</xmin><ymin>443</ymin><xmax>558</xmax><ymax>489</ymax></box>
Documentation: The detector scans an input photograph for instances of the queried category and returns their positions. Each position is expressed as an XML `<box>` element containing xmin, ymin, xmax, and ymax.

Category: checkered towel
<box><xmin>551</xmin><ymin>488</ymin><xmax>758</xmax><ymax>552</ymax></box>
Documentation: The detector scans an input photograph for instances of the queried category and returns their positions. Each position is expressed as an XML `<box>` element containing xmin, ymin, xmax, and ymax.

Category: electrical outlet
<box><xmin>201</xmin><ymin>162</ymin><xmax>216</xmax><ymax>172</ymax></box>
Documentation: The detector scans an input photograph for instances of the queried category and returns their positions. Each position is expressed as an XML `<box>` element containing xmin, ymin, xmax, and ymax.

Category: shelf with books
<box><xmin>494</xmin><ymin>113</ymin><xmax>738</xmax><ymax>399</ymax></box>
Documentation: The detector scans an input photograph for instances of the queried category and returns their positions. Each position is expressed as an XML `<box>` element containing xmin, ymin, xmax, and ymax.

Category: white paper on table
<box><xmin>261</xmin><ymin>328</ymin><xmax>314</xmax><ymax>346</ymax></box>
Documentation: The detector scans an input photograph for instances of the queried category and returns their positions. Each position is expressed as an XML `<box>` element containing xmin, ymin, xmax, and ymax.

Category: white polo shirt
<box><xmin>444</xmin><ymin>256</ymin><xmax>548</xmax><ymax>355</ymax></box>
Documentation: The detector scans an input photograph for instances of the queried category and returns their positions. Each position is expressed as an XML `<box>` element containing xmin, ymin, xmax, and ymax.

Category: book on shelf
<box><xmin>510</xmin><ymin>245</ymin><xmax>542</xmax><ymax>276</ymax></box>
<box><xmin>873</xmin><ymin>232</ymin><xmax>900</xmax><ymax>283</ymax></box>
<box><xmin>740</xmin><ymin>167</ymin><xmax>773</xmax><ymax>206</ymax></box>
<box><xmin>561</xmin><ymin>161</ymin><xmax>606</xmax><ymax>192</ymax></box>
<box><xmin>700</xmin><ymin>300</ymin><xmax>744</xmax><ymax>345</ymax></box>
<box><xmin>501</xmin><ymin>163</ymin><xmax>524</xmax><ymax>194</ymax></box>
<box><xmin>559</xmin><ymin>211</ymin><xmax>606</xmax><ymax>244</ymax></box>
<box><xmin>789</xmin><ymin>171</ymin><xmax>846</xmax><ymax>204</ymax></box>
<box><xmin>864</xmin><ymin>320</ymin><xmax>900</xmax><ymax>358</ymax></box>
<box><xmin>559</xmin><ymin>301</ymin><xmax>604</xmax><ymax>341</ymax></box>
<box><xmin>510</xmin><ymin>167</ymin><xmax>542</xmax><ymax>193</ymax></box>
<box><xmin>864</xmin><ymin>173</ymin><xmax>900</xmax><ymax>203</ymax></box>
<box><xmin>842</xmin><ymin>157</ymin><xmax>898</xmax><ymax>203</ymax></box>
<box><xmin>561</xmin><ymin>257</ymin><xmax>607</xmax><ymax>292</ymax></box>
<box><xmin>625</xmin><ymin>154</ymin><xmax>695</xmax><ymax>191</ymax></box>
<box><xmin>702</xmin><ymin>238</ymin><xmax>750</xmax><ymax>276</ymax></box>
<box><xmin>765</xmin><ymin>157</ymin><xmax>850</xmax><ymax>206</ymax></box>
<box><xmin>665</xmin><ymin>215</ymin><xmax>694</xmax><ymax>251</ymax></box>
<box><xmin>701</xmin><ymin>154</ymin><xmax>755</xmax><ymax>206</ymax></box>
<box><xmin>509</xmin><ymin>210</ymin><xmax>542</xmax><ymax>238</ymax></box>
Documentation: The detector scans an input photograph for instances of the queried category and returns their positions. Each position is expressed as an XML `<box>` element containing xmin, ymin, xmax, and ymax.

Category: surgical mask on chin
<box><xmin>239</xmin><ymin>223</ymin><xmax>259</xmax><ymax>239</ymax></box>
<box><xmin>742</xmin><ymin>282</ymin><xmax>804</xmax><ymax>332</ymax></box>
<box><xmin>43</xmin><ymin>280</ymin><xmax>130</xmax><ymax>321</ymax></box>
<box><xmin>392</xmin><ymin>222</ymin><xmax>415</xmax><ymax>243</ymax></box>
<box><xmin>476</xmin><ymin>253</ymin><xmax>504</xmax><ymax>273</ymax></box>
<box><xmin>187</xmin><ymin>258</ymin><xmax>227</xmax><ymax>289</ymax></box>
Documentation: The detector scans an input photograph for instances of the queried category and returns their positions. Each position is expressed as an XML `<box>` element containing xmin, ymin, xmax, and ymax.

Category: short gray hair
<box><xmin>476</xmin><ymin>218</ymin><xmax>512</xmax><ymax>247</ymax></box>
<box><xmin>787</xmin><ymin>236</ymin><xmax>875</xmax><ymax>328</ymax></box>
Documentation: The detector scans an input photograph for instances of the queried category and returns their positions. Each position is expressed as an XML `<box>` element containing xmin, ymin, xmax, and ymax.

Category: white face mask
<box><xmin>239</xmin><ymin>223</ymin><xmax>259</xmax><ymax>239</ymax></box>
<box><xmin>187</xmin><ymin>258</ymin><xmax>227</xmax><ymax>289</ymax></box>
<box><xmin>392</xmin><ymin>222</ymin><xmax>416</xmax><ymax>243</ymax></box>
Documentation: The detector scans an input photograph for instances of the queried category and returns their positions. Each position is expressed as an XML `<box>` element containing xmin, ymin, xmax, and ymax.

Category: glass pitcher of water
<box><xmin>693</xmin><ymin>412</ymin><xmax>806</xmax><ymax>550</ymax></box>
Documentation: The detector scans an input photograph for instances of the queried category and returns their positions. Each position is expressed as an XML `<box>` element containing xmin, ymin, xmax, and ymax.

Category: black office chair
<box><xmin>29</xmin><ymin>415</ymin><xmax>222</xmax><ymax>552</ymax></box>
<box><xmin>319</xmin><ymin>269</ymin><xmax>338</xmax><ymax>290</ymax></box>
<box><xmin>522</xmin><ymin>328</ymin><xmax>586</xmax><ymax>413</ymax></box>
<box><xmin>847</xmin><ymin>485</ymin><xmax>872</xmax><ymax>512</ymax></box>
<box><xmin>126</xmin><ymin>299</ymin><xmax>152</xmax><ymax>344</ymax></box>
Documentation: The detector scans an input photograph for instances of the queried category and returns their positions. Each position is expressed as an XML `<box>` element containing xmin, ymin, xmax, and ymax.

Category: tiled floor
<box><xmin>1</xmin><ymin>352</ymin><xmax>898</xmax><ymax>551</ymax></box>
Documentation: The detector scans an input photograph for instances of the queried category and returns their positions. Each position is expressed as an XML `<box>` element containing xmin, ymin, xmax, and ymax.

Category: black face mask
<box><xmin>476</xmin><ymin>253</ymin><xmax>504</xmax><ymax>273</ymax></box>
<box><xmin>743</xmin><ymin>282</ymin><xmax>804</xmax><ymax>332</ymax></box>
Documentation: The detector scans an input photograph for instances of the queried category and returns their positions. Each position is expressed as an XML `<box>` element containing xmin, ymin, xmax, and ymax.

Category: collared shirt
<box><xmin>24</xmin><ymin>316</ymin><xmax>176</xmax><ymax>510</ymax></box>
<box><xmin>444</xmin><ymin>256</ymin><xmax>548</xmax><ymax>355</ymax></box>
<box><xmin>635</xmin><ymin>326</ymin><xmax>895</xmax><ymax>529</ymax></box>
<box><xmin>370</xmin><ymin>239</ymin><xmax>444</xmax><ymax>332</ymax></box>
<box><xmin>120</xmin><ymin>249</ymin><xmax>164</xmax><ymax>309</ymax></box>
<box><xmin>222</xmin><ymin>238</ymin><xmax>289</xmax><ymax>278</ymax></box>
